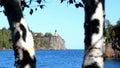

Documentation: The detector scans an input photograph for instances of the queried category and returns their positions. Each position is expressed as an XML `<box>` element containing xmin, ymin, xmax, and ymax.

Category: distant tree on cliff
<box><xmin>112</xmin><ymin>19</ymin><xmax>120</xmax><ymax>44</ymax></box>
<box><xmin>105</xmin><ymin>19</ymin><xmax>120</xmax><ymax>45</ymax></box>
<box><xmin>44</xmin><ymin>32</ymin><xmax>52</xmax><ymax>37</ymax></box>
<box><xmin>105</xmin><ymin>20</ymin><xmax>114</xmax><ymax>43</ymax></box>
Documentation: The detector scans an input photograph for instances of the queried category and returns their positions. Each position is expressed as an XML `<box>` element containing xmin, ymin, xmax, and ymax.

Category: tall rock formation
<box><xmin>105</xmin><ymin>43</ymin><xmax>120</xmax><ymax>58</ymax></box>
<box><xmin>33</xmin><ymin>31</ymin><xmax>66</xmax><ymax>50</ymax></box>
<box><xmin>50</xmin><ymin>33</ymin><xmax>65</xmax><ymax>50</ymax></box>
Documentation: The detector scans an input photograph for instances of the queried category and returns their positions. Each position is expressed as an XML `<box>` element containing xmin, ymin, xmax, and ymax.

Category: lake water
<box><xmin>0</xmin><ymin>50</ymin><xmax>120</xmax><ymax>68</ymax></box>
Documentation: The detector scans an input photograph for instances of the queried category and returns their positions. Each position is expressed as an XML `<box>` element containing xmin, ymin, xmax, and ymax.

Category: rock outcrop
<box><xmin>105</xmin><ymin>43</ymin><xmax>120</xmax><ymax>58</ymax></box>
<box><xmin>105</xmin><ymin>43</ymin><xmax>115</xmax><ymax>58</ymax></box>
<box><xmin>49</xmin><ymin>35</ymin><xmax>66</xmax><ymax>50</ymax></box>
<box><xmin>33</xmin><ymin>31</ymin><xmax>66</xmax><ymax>50</ymax></box>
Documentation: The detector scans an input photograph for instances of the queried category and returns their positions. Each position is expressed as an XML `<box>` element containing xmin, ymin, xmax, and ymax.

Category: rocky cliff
<box><xmin>33</xmin><ymin>32</ymin><xmax>66</xmax><ymax>50</ymax></box>
<box><xmin>105</xmin><ymin>43</ymin><xmax>120</xmax><ymax>58</ymax></box>
<box><xmin>0</xmin><ymin>28</ymin><xmax>66</xmax><ymax>50</ymax></box>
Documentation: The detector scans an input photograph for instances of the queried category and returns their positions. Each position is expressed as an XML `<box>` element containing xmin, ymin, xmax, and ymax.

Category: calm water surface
<box><xmin>0</xmin><ymin>50</ymin><xmax>120</xmax><ymax>68</ymax></box>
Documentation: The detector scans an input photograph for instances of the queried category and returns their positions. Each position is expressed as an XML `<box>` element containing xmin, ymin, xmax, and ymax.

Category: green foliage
<box><xmin>111</xmin><ymin>30</ymin><xmax>115</xmax><ymax>38</ymax></box>
<box><xmin>44</xmin><ymin>32</ymin><xmax>52</xmax><ymax>37</ymax></box>
<box><xmin>113</xmin><ymin>20</ymin><xmax>120</xmax><ymax>41</ymax></box>
<box><xmin>0</xmin><ymin>28</ymin><xmax>12</xmax><ymax>49</ymax></box>
<box><xmin>105</xmin><ymin>19</ymin><xmax>120</xmax><ymax>45</ymax></box>
<box><xmin>105</xmin><ymin>30</ymin><xmax>110</xmax><ymax>39</ymax></box>
<box><xmin>105</xmin><ymin>20</ymin><xmax>113</xmax><ymax>43</ymax></box>
<box><xmin>33</xmin><ymin>32</ymin><xmax>53</xmax><ymax>49</ymax></box>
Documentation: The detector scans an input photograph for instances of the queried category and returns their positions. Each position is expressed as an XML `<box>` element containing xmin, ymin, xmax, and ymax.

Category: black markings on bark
<box><xmin>83</xmin><ymin>0</ymin><xmax>101</xmax><ymax>50</ymax></box>
<box><xmin>13</xmin><ymin>31</ymin><xmax>20</xmax><ymax>46</ymax></box>
<box><xmin>2</xmin><ymin>0</ymin><xmax>23</xmax><ymax>22</ymax></box>
<box><xmin>84</xmin><ymin>19</ymin><xmax>100</xmax><ymax>50</ymax></box>
<box><xmin>19</xmin><ymin>49</ymin><xmax>36</xmax><ymax>67</ymax></box>
<box><xmin>83</xmin><ymin>62</ymin><xmax>100</xmax><ymax>68</ymax></box>
<box><xmin>13</xmin><ymin>31</ymin><xmax>21</xmax><ymax>63</ymax></box>
<box><xmin>84</xmin><ymin>0</ymin><xmax>97</xmax><ymax>20</ymax></box>
<box><xmin>14</xmin><ymin>49</ymin><xmax>36</xmax><ymax>67</ymax></box>
<box><xmin>84</xmin><ymin>20</ymin><xmax>92</xmax><ymax>50</ymax></box>
<box><xmin>100</xmin><ymin>0</ymin><xmax>105</xmax><ymax>10</ymax></box>
<box><xmin>91</xmin><ymin>19</ymin><xmax>100</xmax><ymax>33</ymax></box>
<box><xmin>22</xmin><ymin>49</ymin><xmax>36</xmax><ymax>63</ymax></box>
<box><xmin>83</xmin><ymin>0</ymin><xmax>98</xmax><ymax>50</ymax></box>
<box><xmin>20</xmin><ymin>24</ymin><xmax>26</xmax><ymax>42</ymax></box>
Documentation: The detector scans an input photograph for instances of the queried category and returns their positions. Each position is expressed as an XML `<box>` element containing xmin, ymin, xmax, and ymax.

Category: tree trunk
<box><xmin>82</xmin><ymin>0</ymin><xmax>105</xmax><ymax>68</ymax></box>
<box><xmin>2</xmin><ymin>0</ymin><xmax>36</xmax><ymax>68</ymax></box>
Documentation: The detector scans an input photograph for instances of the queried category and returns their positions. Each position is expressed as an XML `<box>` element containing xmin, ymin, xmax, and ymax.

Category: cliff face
<box><xmin>105</xmin><ymin>43</ymin><xmax>120</xmax><ymax>58</ymax></box>
<box><xmin>50</xmin><ymin>36</ymin><xmax>65</xmax><ymax>50</ymax></box>
<box><xmin>112</xmin><ymin>43</ymin><xmax>120</xmax><ymax>58</ymax></box>
<box><xmin>33</xmin><ymin>32</ymin><xmax>66</xmax><ymax>50</ymax></box>
<box><xmin>105</xmin><ymin>43</ymin><xmax>115</xmax><ymax>58</ymax></box>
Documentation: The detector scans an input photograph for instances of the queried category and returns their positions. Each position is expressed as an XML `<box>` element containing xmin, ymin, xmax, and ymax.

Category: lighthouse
<box><xmin>54</xmin><ymin>29</ymin><xmax>58</xmax><ymax>36</ymax></box>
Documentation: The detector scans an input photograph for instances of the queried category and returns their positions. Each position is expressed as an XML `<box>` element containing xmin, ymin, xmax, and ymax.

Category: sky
<box><xmin>0</xmin><ymin>0</ymin><xmax>120</xmax><ymax>49</ymax></box>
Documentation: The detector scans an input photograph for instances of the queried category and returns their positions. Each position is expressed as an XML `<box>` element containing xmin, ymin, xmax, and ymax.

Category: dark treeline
<box><xmin>0</xmin><ymin>28</ymin><xmax>12</xmax><ymax>49</ymax></box>
<box><xmin>105</xmin><ymin>19</ymin><xmax>120</xmax><ymax>45</ymax></box>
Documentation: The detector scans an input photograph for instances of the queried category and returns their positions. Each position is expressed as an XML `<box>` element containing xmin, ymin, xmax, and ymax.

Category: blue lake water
<box><xmin>0</xmin><ymin>50</ymin><xmax>120</xmax><ymax>68</ymax></box>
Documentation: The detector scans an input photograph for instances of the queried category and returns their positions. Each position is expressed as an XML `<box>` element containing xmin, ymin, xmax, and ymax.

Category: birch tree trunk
<box><xmin>82</xmin><ymin>0</ymin><xmax>105</xmax><ymax>68</ymax></box>
<box><xmin>2</xmin><ymin>0</ymin><xmax>36</xmax><ymax>68</ymax></box>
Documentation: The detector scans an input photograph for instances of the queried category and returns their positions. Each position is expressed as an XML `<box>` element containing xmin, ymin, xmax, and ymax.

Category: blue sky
<box><xmin>0</xmin><ymin>0</ymin><xmax>120</xmax><ymax>49</ymax></box>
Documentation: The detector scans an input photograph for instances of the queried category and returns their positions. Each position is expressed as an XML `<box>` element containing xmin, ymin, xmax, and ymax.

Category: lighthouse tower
<box><xmin>54</xmin><ymin>30</ymin><xmax>58</xmax><ymax>36</ymax></box>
